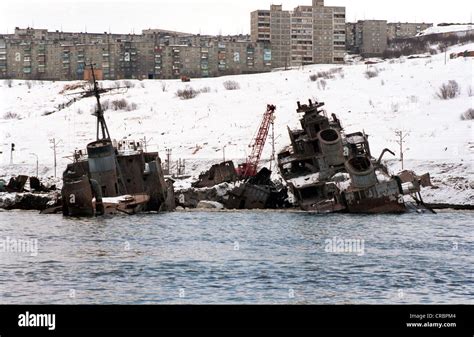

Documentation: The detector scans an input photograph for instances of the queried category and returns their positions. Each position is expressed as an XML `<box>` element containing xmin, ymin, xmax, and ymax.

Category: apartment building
<box><xmin>0</xmin><ymin>27</ymin><xmax>271</xmax><ymax>80</ymax></box>
<box><xmin>346</xmin><ymin>21</ymin><xmax>433</xmax><ymax>56</ymax></box>
<box><xmin>251</xmin><ymin>0</ymin><xmax>346</xmax><ymax>67</ymax></box>
<box><xmin>387</xmin><ymin>22</ymin><xmax>433</xmax><ymax>41</ymax></box>
<box><xmin>313</xmin><ymin>1</ymin><xmax>346</xmax><ymax>64</ymax></box>
<box><xmin>270</xmin><ymin>5</ymin><xmax>292</xmax><ymax>68</ymax></box>
<box><xmin>291</xmin><ymin>6</ymin><xmax>313</xmax><ymax>65</ymax></box>
<box><xmin>250</xmin><ymin>10</ymin><xmax>271</xmax><ymax>43</ymax></box>
<box><xmin>347</xmin><ymin>20</ymin><xmax>388</xmax><ymax>56</ymax></box>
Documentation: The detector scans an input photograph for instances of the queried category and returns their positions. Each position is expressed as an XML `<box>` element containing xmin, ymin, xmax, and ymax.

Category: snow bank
<box><xmin>419</xmin><ymin>24</ymin><xmax>474</xmax><ymax>36</ymax></box>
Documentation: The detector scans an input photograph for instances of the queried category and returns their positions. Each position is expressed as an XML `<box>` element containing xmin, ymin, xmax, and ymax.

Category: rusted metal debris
<box><xmin>224</xmin><ymin>168</ymin><xmax>289</xmax><ymax>210</ymax></box>
<box><xmin>5</xmin><ymin>175</ymin><xmax>29</xmax><ymax>192</ymax></box>
<box><xmin>191</xmin><ymin>104</ymin><xmax>286</xmax><ymax>210</ymax></box>
<box><xmin>61</xmin><ymin>63</ymin><xmax>174</xmax><ymax>217</ymax></box>
<box><xmin>62</xmin><ymin>140</ymin><xmax>174</xmax><ymax>216</ymax></box>
<box><xmin>192</xmin><ymin>161</ymin><xmax>238</xmax><ymax>188</ymax></box>
<box><xmin>29</xmin><ymin>177</ymin><xmax>56</xmax><ymax>192</ymax></box>
<box><xmin>277</xmin><ymin>98</ymin><xmax>433</xmax><ymax>214</ymax></box>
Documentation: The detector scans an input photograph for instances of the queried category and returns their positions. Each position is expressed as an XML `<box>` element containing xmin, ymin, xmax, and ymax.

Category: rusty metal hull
<box><xmin>346</xmin><ymin>197</ymin><xmax>406</xmax><ymax>214</ymax></box>
<box><xmin>277</xmin><ymin>99</ymin><xmax>431</xmax><ymax>214</ymax></box>
<box><xmin>62</xmin><ymin>175</ymin><xmax>95</xmax><ymax>217</ymax></box>
<box><xmin>225</xmin><ymin>183</ymin><xmax>271</xmax><ymax>209</ymax></box>
<box><xmin>63</xmin><ymin>150</ymin><xmax>173</xmax><ymax>215</ymax></box>
<box><xmin>192</xmin><ymin>161</ymin><xmax>237</xmax><ymax>188</ymax></box>
<box><xmin>102</xmin><ymin>194</ymin><xmax>151</xmax><ymax>215</ymax></box>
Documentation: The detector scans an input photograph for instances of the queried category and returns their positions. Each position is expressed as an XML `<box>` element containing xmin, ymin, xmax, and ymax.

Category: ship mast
<box><xmin>89</xmin><ymin>63</ymin><xmax>111</xmax><ymax>141</ymax></box>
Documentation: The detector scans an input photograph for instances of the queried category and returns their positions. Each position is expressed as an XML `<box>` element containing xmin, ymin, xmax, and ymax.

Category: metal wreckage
<box><xmin>276</xmin><ymin>99</ymin><xmax>433</xmax><ymax>213</ymax></box>
<box><xmin>191</xmin><ymin>99</ymin><xmax>433</xmax><ymax>213</ymax></box>
<box><xmin>54</xmin><ymin>64</ymin><xmax>431</xmax><ymax>215</ymax></box>
<box><xmin>60</xmin><ymin>65</ymin><xmax>174</xmax><ymax>216</ymax></box>
<box><xmin>191</xmin><ymin>104</ymin><xmax>290</xmax><ymax>210</ymax></box>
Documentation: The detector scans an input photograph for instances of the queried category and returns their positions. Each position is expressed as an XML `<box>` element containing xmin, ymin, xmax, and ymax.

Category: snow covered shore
<box><xmin>1</xmin><ymin>43</ymin><xmax>472</xmax><ymax>206</ymax></box>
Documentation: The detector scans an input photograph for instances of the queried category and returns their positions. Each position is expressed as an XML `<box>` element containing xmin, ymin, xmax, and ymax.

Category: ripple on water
<box><xmin>0</xmin><ymin>210</ymin><xmax>472</xmax><ymax>304</ymax></box>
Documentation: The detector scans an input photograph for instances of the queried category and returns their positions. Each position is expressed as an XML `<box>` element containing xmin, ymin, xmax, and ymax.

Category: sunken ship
<box><xmin>277</xmin><ymin>99</ymin><xmax>432</xmax><ymax>213</ymax></box>
<box><xmin>61</xmin><ymin>66</ymin><xmax>174</xmax><ymax>216</ymax></box>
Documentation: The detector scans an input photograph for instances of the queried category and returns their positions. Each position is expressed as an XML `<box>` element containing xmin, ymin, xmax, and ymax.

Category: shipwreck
<box><xmin>60</xmin><ymin>64</ymin><xmax>174</xmax><ymax>216</ymax></box>
<box><xmin>277</xmin><ymin>99</ymin><xmax>433</xmax><ymax>213</ymax></box>
<box><xmin>189</xmin><ymin>104</ymin><xmax>289</xmax><ymax>210</ymax></box>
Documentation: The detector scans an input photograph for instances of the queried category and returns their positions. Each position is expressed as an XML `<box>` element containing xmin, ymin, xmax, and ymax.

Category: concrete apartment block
<box><xmin>250</xmin><ymin>10</ymin><xmax>271</xmax><ymax>43</ymax></box>
<box><xmin>357</xmin><ymin>20</ymin><xmax>388</xmax><ymax>57</ymax></box>
<box><xmin>270</xmin><ymin>5</ymin><xmax>292</xmax><ymax>68</ymax></box>
<box><xmin>291</xmin><ymin>6</ymin><xmax>313</xmax><ymax>66</ymax></box>
<box><xmin>251</xmin><ymin>0</ymin><xmax>346</xmax><ymax>66</ymax></box>
<box><xmin>0</xmin><ymin>27</ymin><xmax>272</xmax><ymax>80</ymax></box>
<box><xmin>313</xmin><ymin>5</ymin><xmax>346</xmax><ymax>64</ymax></box>
<box><xmin>346</xmin><ymin>21</ymin><xmax>433</xmax><ymax>56</ymax></box>
<box><xmin>387</xmin><ymin>22</ymin><xmax>433</xmax><ymax>41</ymax></box>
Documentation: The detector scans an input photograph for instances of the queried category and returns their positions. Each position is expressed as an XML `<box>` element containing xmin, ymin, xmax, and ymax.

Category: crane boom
<box><xmin>238</xmin><ymin>104</ymin><xmax>276</xmax><ymax>178</ymax></box>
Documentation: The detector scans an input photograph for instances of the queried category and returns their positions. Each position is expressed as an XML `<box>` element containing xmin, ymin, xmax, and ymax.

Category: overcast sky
<box><xmin>1</xmin><ymin>0</ymin><xmax>473</xmax><ymax>35</ymax></box>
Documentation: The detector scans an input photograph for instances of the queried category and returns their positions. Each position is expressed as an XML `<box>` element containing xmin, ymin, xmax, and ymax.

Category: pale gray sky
<box><xmin>1</xmin><ymin>0</ymin><xmax>473</xmax><ymax>35</ymax></box>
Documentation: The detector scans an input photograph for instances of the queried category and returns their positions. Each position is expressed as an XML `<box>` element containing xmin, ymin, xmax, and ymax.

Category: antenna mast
<box><xmin>89</xmin><ymin>63</ymin><xmax>111</xmax><ymax>141</ymax></box>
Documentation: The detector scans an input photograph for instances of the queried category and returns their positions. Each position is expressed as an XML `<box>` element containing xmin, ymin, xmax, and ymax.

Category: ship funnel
<box><xmin>345</xmin><ymin>156</ymin><xmax>377</xmax><ymax>189</ymax></box>
<box><xmin>87</xmin><ymin>140</ymin><xmax>119</xmax><ymax>197</ymax></box>
<box><xmin>317</xmin><ymin>128</ymin><xmax>345</xmax><ymax>166</ymax></box>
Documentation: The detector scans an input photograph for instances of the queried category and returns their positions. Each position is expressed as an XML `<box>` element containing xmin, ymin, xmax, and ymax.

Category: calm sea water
<box><xmin>0</xmin><ymin>210</ymin><xmax>472</xmax><ymax>304</ymax></box>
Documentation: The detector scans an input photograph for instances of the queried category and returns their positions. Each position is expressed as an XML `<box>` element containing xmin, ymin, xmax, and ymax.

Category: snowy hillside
<box><xmin>1</xmin><ymin>43</ymin><xmax>473</xmax><ymax>205</ymax></box>
<box><xmin>419</xmin><ymin>24</ymin><xmax>473</xmax><ymax>36</ymax></box>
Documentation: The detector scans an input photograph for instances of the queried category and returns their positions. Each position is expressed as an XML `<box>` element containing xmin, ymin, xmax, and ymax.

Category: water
<box><xmin>0</xmin><ymin>210</ymin><xmax>472</xmax><ymax>304</ymax></box>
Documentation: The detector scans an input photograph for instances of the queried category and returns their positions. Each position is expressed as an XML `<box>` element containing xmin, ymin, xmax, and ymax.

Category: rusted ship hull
<box><xmin>345</xmin><ymin>197</ymin><xmax>406</xmax><ymax>214</ymax></box>
<box><xmin>277</xmin><ymin>99</ymin><xmax>432</xmax><ymax>214</ymax></box>
<box><xmin>60</xmin><ymin>64</ymin><xmax>174</xmax><ymax>217</ymax></box>
<box><xmin>62</xmin><ymin>141</ymin><xmax>174</xmax><ymax>216</ymax></box>
<box><xmin>225</xmin><ymin>183</ymin><xmax>270</xmax><ymax>209</ymax></box>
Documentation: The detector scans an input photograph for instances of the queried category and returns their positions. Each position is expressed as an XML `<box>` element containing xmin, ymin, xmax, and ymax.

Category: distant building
<box><xmin>270</xmin><ymin>5</ymin><xmax>292</xmax><ymax>68</ymax></box>
<box><xmin>347</xmin><ymin>20</ymin><xmax>388</xmax><ymax>57</ymax></box>
<box><xmin>0</xmin><ymin>27</ymin><xmax>272</xmax><ymax>80</ymax></box>
<box><xmin>345</xmin><ymin>22</ymin><xmax>357</xmax><ymax>53</ymax></box>
<box><xmin>312</xmin><ymin>1</ymin><xmax>346</xmax><ymax>64</ymax></box>
<box><xmin>251</xmin><ymin>0</ymin><xmax>346</xmax><ymax>67</ymax></box>
<box><xmin>387</xmin><ymin>22</ymin><xmax>433</xmax><ymax>41</ymax></box>
<box><xmin>346</xmin><ymin>21</ymin><xmax>433</xmax><ymax>57</ymax></box>
<box><xmin>291</xmin><ymin>5</ymin><xmax>314</xmax><ymax>65</ymax></box>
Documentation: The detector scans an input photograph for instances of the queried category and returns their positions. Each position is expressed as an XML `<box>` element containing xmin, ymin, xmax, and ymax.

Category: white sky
<box><xmin>1</xmin><ymin>0</ymin><xmax>473</xmax><ymax>35</ymax></box>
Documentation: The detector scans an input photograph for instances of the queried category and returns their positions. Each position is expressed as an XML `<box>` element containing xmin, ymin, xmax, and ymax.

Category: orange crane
<box><xmin>236</xmin><ymin>104</ymin><xmax>276</xmax><ymax>178</ymax></box>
